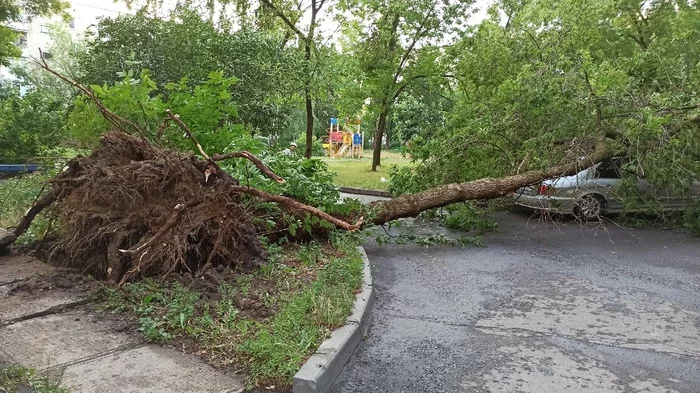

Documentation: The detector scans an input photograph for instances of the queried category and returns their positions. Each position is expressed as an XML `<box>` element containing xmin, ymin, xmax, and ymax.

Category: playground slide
<box><xmin>337</xmin><ymin>144</ymin><xmax>349</xmax><ymax>156</ymax></box>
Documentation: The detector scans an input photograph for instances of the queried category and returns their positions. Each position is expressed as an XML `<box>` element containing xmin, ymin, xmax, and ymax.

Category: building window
<box><xmin>41</xmin><ymin>51</ymin><xmax>53</xmax><ymax>60</ymax></box>
<box><xmin>40</xmin><ymin>24</ymin><xmax>50</xmax><ymax>34</ymax></box>
<box><xmin>69</xmin><ymin>18</ymin><xmax>75</xmax><ymax>29</ymax></box>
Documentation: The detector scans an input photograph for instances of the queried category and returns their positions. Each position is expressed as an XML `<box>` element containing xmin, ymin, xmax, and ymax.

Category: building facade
<box><xmin>3</xmin><ymin>0</ymin><xmax>130</xmax><ymax>78</ymax></box>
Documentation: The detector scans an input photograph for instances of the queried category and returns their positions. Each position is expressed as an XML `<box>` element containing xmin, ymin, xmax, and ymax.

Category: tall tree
<box><xmin>340</xmin><ymin>0</ymin><xmax>472</xmax><ymax>170</ymax></box>
<box><xmin>255</xmin><ymin>0</ymin><xmax>330</xmax><ymax>158</ymax></box>
<box><xmin>395</xmin><ymin>0</ymin><xmax>700</xmax><ymax>211</ymax></box>
<box><xmin>79</xmin><ymin>11</ymin><xmax>302</xmax><ymax>136</ymax></box>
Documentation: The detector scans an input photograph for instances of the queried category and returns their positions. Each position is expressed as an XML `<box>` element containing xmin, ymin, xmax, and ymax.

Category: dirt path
<box><xmin>0</xmin><ymin>254</ymin><xmax>244</xmax><ymax>393</ymax></box>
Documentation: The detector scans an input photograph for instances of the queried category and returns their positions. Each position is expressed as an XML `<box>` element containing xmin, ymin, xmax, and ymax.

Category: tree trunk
<box><xmin>370</xmin><ymin>150</ymin><xmax>611</xmax><ymax>224</ymax></box>
<box><xmin>305</xmin><ymin>87</ymin><xmax>313</xmax><ymax>158</ymax></box>
<box><xmin>385</xmin><ymin>111</ymin><xmax>392</xmax><ymax>150</ymax></box>
<box><xmin>372</xmin><ymin>105</ymin><xmax>389</xmax><ymax>171</ymax></box>
<box><xmin>303</xmin><ymin>38</ymin><xmax>314</xmax><ymax>159</ymax></box>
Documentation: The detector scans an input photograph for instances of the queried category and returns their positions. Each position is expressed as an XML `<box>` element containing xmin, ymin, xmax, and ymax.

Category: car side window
<box><xmin>596</xmin><ymin>160</ymin><xmax>621</xmax><ymax>179</ymax></box>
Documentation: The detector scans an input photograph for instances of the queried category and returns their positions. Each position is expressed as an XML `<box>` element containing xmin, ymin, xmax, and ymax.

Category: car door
<box><xmin>590</xmin><ymin>158</ymin><xmax>624</xmax><ymax>212</ymax></box>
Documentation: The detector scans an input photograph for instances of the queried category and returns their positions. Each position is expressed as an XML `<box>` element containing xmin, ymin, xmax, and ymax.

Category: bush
<box><xmin>0</xmin><ymin>171</ymin><xmax>56</xmax><ymax>242</ymax></box>
<box><xmin>294</xmin><ymin>133</ymin><xmax>326</xmax><ymax>157</ymax></box>
<box><xmin>684</xmin><ymin>202</ymin><xmax>700</xmax><ymax>236</ymax></box>
<box><xmin>0</xmin><ymin>84</ymin><xmax>69</xmax><ymax>164</ymax></box>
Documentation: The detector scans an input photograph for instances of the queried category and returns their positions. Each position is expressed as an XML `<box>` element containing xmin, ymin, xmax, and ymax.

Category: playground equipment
<box><xmin>326</xmin><ymin>118</ymin><xmax>363</xmax><ymax>158</ymax></box>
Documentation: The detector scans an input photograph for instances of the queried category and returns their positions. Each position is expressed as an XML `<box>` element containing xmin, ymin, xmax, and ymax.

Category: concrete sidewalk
<box><xmin>0</xmin><ymin>255</ymin><xmax>244</xmax><ymax>393</ymax></box>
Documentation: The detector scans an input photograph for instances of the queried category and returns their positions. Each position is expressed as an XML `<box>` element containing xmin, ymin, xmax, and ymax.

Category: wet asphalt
<box><xmin>329</xmin><ymin>210</ymin><xmax>700</xmax><ymax>393</ymax></box>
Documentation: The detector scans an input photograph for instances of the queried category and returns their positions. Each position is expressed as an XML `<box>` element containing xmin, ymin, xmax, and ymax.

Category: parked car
<box><xmin>512</xmin><ymin>158</ymin><xmax>700</xmax><ymax>220</ymax></box>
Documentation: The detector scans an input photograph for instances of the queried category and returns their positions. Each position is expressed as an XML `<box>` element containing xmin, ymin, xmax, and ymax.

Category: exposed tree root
<box><xmin>8</xmin><ymin>130</ymin><xmax>360</xmax><ymax>284</ymax></box>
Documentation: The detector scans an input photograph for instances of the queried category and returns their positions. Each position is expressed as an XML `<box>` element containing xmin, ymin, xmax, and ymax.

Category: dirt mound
<box><xmin>41</xmin><ymin>131</ymin><xmax>265</xmax><ymax>284</ymax></box>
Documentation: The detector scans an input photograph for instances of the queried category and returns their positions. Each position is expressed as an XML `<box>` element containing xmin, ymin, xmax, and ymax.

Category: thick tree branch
<box><xmin>370</xmin><ymin>150</ymin><xmax>613</xmax><ymax>224</ymax></box>
<box><xmin>212</xmin><ymin>151</ymin><xmax>285</xmax><ymax>184</ymax></box>
<box><xmin>229</xmin><ymin>186</ymin><xmax>363</xmax><ymax>231</ymax></box>
<box><xmin>259</xmin><ymin>0</ymin><xmax>307</xmax><ymax>40</ymax></box>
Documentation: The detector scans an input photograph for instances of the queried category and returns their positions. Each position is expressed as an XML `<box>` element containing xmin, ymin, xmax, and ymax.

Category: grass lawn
<box><xmin>0</xmin><ymin>172</ymin><xmax>55</xmax><ymax>242</ymax></box>
<box><xmin>101</xmin><ymin>236</ymin><xmax>364</xmax><ymax>390</ymax></box>
<box><xmin>321</xmin><ymin>149</ymin><xmax>413</xmax><ymax>191</ymax></box>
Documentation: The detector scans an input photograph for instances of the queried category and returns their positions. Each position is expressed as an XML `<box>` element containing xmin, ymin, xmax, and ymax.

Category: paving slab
<box><xmin>0</xmin><ymin>255</ymin><xmax>53</xmax><ymax>285</ymax></box>
<box><xmin>61</xmin><ymin>344</ymin><xmax>245</xmax><ymax>393</ymax></box>
<box><xmin>0</xmin><ymin>285</ymin><xmax>82</xmax><ymax>322</ymax></box>
<box><xmin>0</xmin><ymin>310</ymin><xmax>138</xmax><ymax>369</ymax></box>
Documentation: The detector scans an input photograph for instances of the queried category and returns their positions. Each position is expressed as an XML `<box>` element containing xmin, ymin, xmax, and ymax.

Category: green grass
<box><xmin>0</xmin><ymin>364</ymin><xmax>69</xmax><ymax>393</ymax></box>
<box><xmin>101</xmin><ymin>236</ymin><xmax>364</xmax><ymax>389</ymax></box>
<box><xmin>321</xmin><ymin>149</ymin><xmax>412</xmax><ymax>191</ymax></box>
<box><xmin>0</xmin><ymin>171</ymin><xmax>56</xmax><ymax>243</ymax></box>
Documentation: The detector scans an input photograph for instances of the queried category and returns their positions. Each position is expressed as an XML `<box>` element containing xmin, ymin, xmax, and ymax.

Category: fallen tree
<box><xmin>1</xmin><ymin>61</ymin><xmax>611</xmax><ymax>283</ymax></box>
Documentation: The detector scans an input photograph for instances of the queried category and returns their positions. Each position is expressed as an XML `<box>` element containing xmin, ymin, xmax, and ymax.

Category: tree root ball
<box><xmin>48</xmin><ymin>131</ymin><xmax>266</xmax><ymax>284</ymax></box>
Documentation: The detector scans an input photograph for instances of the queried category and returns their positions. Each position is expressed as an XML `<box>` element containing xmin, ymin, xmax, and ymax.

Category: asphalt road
<box><xmin>329</xmin><ymin>210</ymin><xmax>700</xmax><ymax>393</ymax></box>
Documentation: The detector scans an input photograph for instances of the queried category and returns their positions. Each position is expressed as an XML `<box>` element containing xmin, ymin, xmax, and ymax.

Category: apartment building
<box><xmin>3</xmin><ymin>0</ymin><xmax>130</xmax><ymax>77</ymax></box>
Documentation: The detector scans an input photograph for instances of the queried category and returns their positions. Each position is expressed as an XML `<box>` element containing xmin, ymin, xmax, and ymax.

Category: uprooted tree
<box><xmin>0</xmin><ymin>59</ymin><xmax>618</xmax><ymax>285</ymax></box>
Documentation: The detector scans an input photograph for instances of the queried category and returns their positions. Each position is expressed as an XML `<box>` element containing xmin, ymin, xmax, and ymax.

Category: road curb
<box><xmin>338</xmin><ymin>187</ymin><xmax>391</xmax><ymax>198</ymax></box>
<box><xmin>293</xmin><ymin>246</ymin><xmax>374</xmax><ymax>393</ymax></box>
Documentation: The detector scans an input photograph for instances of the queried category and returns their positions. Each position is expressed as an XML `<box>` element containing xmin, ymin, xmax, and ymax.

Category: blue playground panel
<box><xmin>0</xmin><ymin>164</ymin><xmax>41</xmax><ymax>173</ymax></box>
<box><xmin>330</xmin><ymin>118</ymin><xmax>338</xmax><ymax>125</ymax></box>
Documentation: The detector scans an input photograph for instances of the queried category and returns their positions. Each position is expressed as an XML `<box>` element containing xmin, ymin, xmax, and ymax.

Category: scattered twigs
<box><xmin>166</xmin><ymin>109</ymin><xmax>285</xmax><ymax>184</ymax></box>
<box><xmin>229</xmin><ymin>185</ymin><xmax>363</xmax><ymax>231</ymax></box>
<box><xmin>34</xmin><ymin>50</ymin><xmax>147</xmax><ymax>139</ymax></box>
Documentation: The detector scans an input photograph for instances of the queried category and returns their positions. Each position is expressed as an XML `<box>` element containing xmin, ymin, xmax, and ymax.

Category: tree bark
<box><xmin>305</xmin><ymin>86</ymin><xmax>314</xmax><ymax>158</ymax></box>
<box><xmin>372</xmin><ymin>105</ymin><xmax>389</xmax><ymax>171</ymax></box>
<box><xmin>303</xmin><ymin>31</ymin><xmax>314</xmax><ymax>159</ymax></box>
<box><xmin>370</xmin><ymin>150</ymin><xmax>611</xmax><ymax>224</ymax></box>
<box><xmin>385</xmin><ymin>112</ymin><xmax>392</xmax><ymax>150</ymax></box>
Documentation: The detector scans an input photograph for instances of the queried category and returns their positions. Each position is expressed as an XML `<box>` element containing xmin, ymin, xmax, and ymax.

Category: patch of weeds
<box><xmin>0</xmin><ymin>171</ymin><xmax>58</xmax><ymax>243</ymax></box>
<box><xmin>103</xmin><ymin>280</ymin><xmax>200</xmax><ymax>343</ymax></box>
<box><xmin>683</xmin><ymin>203</ymin><xmax>700</xmax><ymax>235</ymax></box>
<box><xmin>100</xmin><ymin>233</ymin><xmax>365</xmax><ymax>390</ymax></box>
<box><xmin>297</xmin><ymin>241</ymin><xmax>323</xmax><ymax>266</ymax></box>
<box><xmin>0</xmin><ymin>364</ymin><xmax>69</xmax><ymax>393</ymax></box>
<box><xmin>238</xmin><ymin>242</ymin><xmax>364</xmax><ymax>386</ymax></box>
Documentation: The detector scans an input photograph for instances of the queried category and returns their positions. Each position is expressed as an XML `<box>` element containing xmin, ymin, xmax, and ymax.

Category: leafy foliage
<box><xmin>67</xmin><ymin>68</ymin><xmax>253</xmax><ymax>154</ymax></box>
<box><xmin>79</xmin><ymin>10</ymin><xmax>302</xmax><ymax>135</ymax></box>
<box><xmin>0</xmin><ymin>83</ymin><xmax>68</xmax><ymax>163</ymax></box>
<box><xmin>394</xmin><ymin>0</ymin><xmax>700</xmax><ymax>219</ymax></box>
<box><xmin>0</xmin><ymin>0</ymin><xmax>67</xmax><ymax>65</ymax></box>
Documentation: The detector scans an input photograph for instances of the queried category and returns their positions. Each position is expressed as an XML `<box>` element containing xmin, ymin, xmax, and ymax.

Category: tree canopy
<box><xmin>2</xmin><ymin>0</ymin><xmax>699</xmax><ymax>222</ymax></box>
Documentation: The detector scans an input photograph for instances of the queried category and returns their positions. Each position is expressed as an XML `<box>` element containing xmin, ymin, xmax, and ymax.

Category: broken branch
<box><xmin>229</xmin><ymin>186</ymin><xmax>363</xmax><ymax>231</ymax></box>
<box><xmin>212</xmin><ymin>151</ymin><xmax>285</xmax><ymax>184</ymax></box>
<box><xmin>35</xmin><ymin>50</ymin><xmax>147</xmax><ymax>139</ymax></box>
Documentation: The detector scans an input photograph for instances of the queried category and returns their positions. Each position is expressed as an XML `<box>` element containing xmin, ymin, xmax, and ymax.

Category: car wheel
<box><xmin>574</xmin><ymin>194</ymin><xmax>606</xmax><ymax>221</ymax></box>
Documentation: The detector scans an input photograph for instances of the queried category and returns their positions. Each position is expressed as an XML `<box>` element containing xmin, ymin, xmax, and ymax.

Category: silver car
<box><xmin>512</xmin><ymin>158</ymin><xmax>700</xmax><ymax>220</ymax></box>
